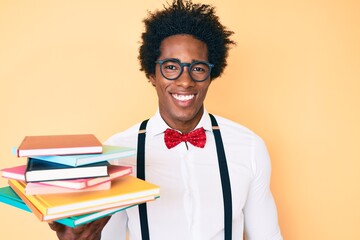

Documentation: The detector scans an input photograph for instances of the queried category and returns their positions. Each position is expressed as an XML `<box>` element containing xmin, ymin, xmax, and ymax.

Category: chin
<box><xmin>173</xmin><ymin>110</ymin><xmax>199</xmax><ymax>122</ymax></box>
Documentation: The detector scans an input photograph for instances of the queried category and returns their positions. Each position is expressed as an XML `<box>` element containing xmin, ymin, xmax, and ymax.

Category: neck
<box><xmin>169</xmin><ymin>120</ymin><xmax>199</xmax><ymax>134</ymax></box>
<box><xmin>160</xmin><ymin>107</ymin><xmax>204</xmax><ymax>134</ymax></box>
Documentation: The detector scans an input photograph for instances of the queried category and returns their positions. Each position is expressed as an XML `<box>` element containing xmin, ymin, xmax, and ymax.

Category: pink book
<box><xmin>1</xmin><ymin>165</ymin><xmax>26</xmax><ymax>180</ymax></box>
<box><xmin>1</xmin><ymin>165</ymin><xmax>132</xmax><ymax>189</ymax></box>
<box><xmin>25</xmin><ymin>181</ymin><xmax>111</xmax><ymax>195</ymax></box>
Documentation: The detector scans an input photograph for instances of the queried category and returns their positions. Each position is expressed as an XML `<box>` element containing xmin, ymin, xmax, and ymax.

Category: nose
<box><xmin>175</xmin><ymin>66</ymin><xmax>195</xmax><ymax>88</ymax></box>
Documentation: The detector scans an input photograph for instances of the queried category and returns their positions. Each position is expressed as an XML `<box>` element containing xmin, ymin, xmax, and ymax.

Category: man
<box><xmin>49</xmin><ymin>1</ymin><xmax>283</xmax><ymax>239</ymax></box>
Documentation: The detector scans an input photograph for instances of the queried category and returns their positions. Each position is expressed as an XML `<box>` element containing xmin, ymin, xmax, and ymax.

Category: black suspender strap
<box><xmin>137</xmin><ymin>119</ymin><xmax>150</xmax><ymax>240</ymax></box>
<box><xmin>136</xmin><ymin>114</ymin><xmax>232</xmax><ymax>240</ymax></box>
<box><xmin>209</xmin><ymin>113</ymin><xmax>233</xmax><ymax>240</ymax></box>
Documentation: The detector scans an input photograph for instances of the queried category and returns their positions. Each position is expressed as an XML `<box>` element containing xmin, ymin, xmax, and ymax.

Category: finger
<box><xmin>86</xmin><ymin>216</ymin><xmax>111</xmax><ymax>229</ymax></box>
<box><xmin>76</xmin><ymin>217</ymin><xmax>112</xmax><ymax>240</ymax></box>
<box><xmin>72</xmin><ymin>224</ymin><xmax>88</xmax><ymax>234</ymax></box>
<box><xmin>49</xmin><ymin>216</ymin><xmax>112</xmax><ymax>240</ymax></box>
<box><xmin>48</xmin><ymin>221</ymin><xmax>64</xmax><ymax>232</ymax></box>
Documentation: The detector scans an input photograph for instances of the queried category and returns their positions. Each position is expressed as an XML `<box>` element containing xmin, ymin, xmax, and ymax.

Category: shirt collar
<box><xmin>146</xmin><ymin>108</ymin><xmax>213</xmax><ymax>138</ymax></box>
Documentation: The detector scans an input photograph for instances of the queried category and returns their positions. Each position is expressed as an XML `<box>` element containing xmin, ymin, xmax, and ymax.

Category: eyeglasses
<box><xmin>155</xmin><ymin>58</ymin><xmax>214</xmax><ymax>82</ymax></box>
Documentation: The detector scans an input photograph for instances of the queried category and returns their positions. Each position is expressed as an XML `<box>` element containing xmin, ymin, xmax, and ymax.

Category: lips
<box><xmin>171</xmin><ymin>93</ymin><xmax>195</xmax><ymax>101</ymax></box>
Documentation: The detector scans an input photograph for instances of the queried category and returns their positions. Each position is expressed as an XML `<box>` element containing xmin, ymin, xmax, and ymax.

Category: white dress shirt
<box><xmin>101</xmin><ymin>109</ymin><xmax>282</xmax><ymax>240</ymax></box>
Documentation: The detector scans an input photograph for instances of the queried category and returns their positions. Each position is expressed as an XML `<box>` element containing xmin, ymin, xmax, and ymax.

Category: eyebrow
<box><xmin>164</xmin><ymin>58</ymin><xmax>208</xmax><ymax>63</ymax></box>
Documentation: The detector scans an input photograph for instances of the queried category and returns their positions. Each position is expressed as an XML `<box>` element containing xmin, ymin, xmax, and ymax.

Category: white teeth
<box><xmin>172</xmin><ymin>94</ymin><xmax>195</xmax><ymax>101</ymax></box>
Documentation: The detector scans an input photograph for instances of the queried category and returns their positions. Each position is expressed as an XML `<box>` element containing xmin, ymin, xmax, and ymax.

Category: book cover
<box><xmin>2</xmin><ymin>164</ymin><xmax>132</xmax><ymax>189</ymax></box>
<box><xmin>0</xmin><ymin>185</ymin><xmax>30</xmax><ymax>211</ymax></box>
<box><xmin>25</xmin><ymin>181</ymin><xmax>111</xmax><ymax>195</ymax></box>
<box><xmin>0</xmin><ymin>186</ymin><xmax>140</xmax><ymax>227</ymax></box>
<box><xmin>1</xmin><ymin>165</ymin><xmax>26</xmax><ymax>181</ymax></box>
<box><xmin>25</xmin><ymin>159</ymin><xmax>109</xmax><ymax>182</ymax></box>
<box><xmin>30</xmin><ymin>145</ymin><xmax>135</xmax><ymax>167</ymax></box>
<box><xmin>17</xmin><ymin>134</ymin><xmax>103</xmax><ymax>157</ymax></box>
<box><xmin>8</xmin><ymin>175</ymin><xmax>160</xmax><ymax>221</ymax></box>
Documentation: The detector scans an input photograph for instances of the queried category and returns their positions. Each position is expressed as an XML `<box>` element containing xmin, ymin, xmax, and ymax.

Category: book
<box><xmin>2</xmin><ymin>164</ymin><xmax>132</xmax><ymax>189</ymax></box>
<box><xmin>0</xmin><ymin>186</ymin><xmax>29</xmax><ymax>211</ymax></box>
<box><xmin>29</xmin><ymin>145</ymin><xmax>135</xmax><ymax>167</ymax></box>
<box><xmin>0</xmin><ymin>186</ymin><xmax>140</xmax><ymax>227</ymax></box>
<box><xmin>25</xmin><ymin>159</ymin><xmax>109</xmax><ymax>182</ymax></box>
<box><xmin>8</xmin><ymin>175</ymin><xmax>160</xmax><ymax>221</ymax></box>
<box><xmin>25</xmin><ymin>181</ymin><xmax>111</xmax><ymax>195</ymax></box>
<box><xmin>1</xmin><ymin>165</ymin><xmax>27</xmax><ymax>180</ymax></box>
<box><xmin>17</xmin><ymin>134</ymin><xmax>103</xmax><ymax>157</ymax></box>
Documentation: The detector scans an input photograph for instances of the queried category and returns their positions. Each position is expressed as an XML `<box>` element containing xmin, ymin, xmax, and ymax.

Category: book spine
<box><xmin>55</xmin><ymin>218</ymin><xmax>76</xmax><ymax>228</ymax></box>
<box><xmin>8</xmin><ymin>179</ymin><xmax>49</xmax><ymax>215</ymax></box>
<box><xmin>8</xmin><ymin>180</ymin><xmax>45</xmax><ymax>221</ymax></box>
<box><xmin>31</xmin><ymin>156</ymin><xmax>77</xmax><ymax>167</ymax></box>
<box><xmin>0</xmin><ymin>195</ymin><xmax>31</xmax><ymax>212</ymax></box>
<box><xmin>0</xmin><ymin>188</ymin><xmax>77</xmax><ymax>227</ymax></box>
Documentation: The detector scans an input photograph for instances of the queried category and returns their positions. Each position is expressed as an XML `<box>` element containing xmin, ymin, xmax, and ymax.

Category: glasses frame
<box><xmin>155</xmin><ymin>58</ymin><xmax>214</xmax><ymax>82</ymax></box>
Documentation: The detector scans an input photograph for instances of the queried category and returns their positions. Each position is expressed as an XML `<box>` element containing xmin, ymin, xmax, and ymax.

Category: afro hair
<box><xmin>138</xmin><ymin>0</ymin><xmax>235</xmax><ymax>80</ymax></box>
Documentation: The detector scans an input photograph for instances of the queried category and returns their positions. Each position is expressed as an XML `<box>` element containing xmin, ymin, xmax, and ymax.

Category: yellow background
<box><xmin>1</xmin><ymin>0</ymin><xmax>359</xmax><ymax>239</ymax></box>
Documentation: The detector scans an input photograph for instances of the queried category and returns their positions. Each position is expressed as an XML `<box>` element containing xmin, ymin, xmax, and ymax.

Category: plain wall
<box><xmin>0</xmin><ymin>0</ymin><xmax>359</xmax><ymax>239</ymax></box>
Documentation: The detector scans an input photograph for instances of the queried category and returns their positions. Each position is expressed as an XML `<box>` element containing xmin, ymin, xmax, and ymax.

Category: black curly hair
<box><xmin>139</xmin><ymin>0</ymin><xmax>235</xmax><ymax>80</ymax></box>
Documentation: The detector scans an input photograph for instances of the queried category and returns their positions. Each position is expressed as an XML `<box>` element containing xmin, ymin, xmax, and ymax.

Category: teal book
<box><xmin>0</xmin><ymin>186</ymin><xmax>29</xmax><ymax>211</ymax></box>
<box><xmin>28</xmin><ymin>145</ymin><xmax>135</xmax><ymax>167</ymax></box>
<box><xmin>0</xmin><ymin>186</ymin><xmax>135</xmax><ymax>227</ymax></box>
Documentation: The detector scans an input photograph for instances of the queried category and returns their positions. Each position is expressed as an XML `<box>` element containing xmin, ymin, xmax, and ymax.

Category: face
<box><xmin>149</xmin><ymin>34</ymin><xmax>211</xmax><ymax>133</ymax></box>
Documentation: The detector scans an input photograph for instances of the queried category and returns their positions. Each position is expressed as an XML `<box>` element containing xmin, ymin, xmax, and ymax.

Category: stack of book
<box><xmin>0</xmin><ymin>134</ymin><xmax>160</xmax><ymax>228</ymax></box>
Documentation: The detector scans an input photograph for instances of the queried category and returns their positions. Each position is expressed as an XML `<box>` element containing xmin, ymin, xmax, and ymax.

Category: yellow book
<box><xmin>5</xmin><ymin>184</ymin><xmax>153</xmax><ymax>223</ymax></box>
<box><xmin>8</xmin><ymin>175</ymin><xmax>160</xmax><ymax>221</ymax></box>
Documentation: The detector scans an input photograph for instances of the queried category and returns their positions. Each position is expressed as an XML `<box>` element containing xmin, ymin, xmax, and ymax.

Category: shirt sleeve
<box><xmin>243</xmin><ymin>135</ymin><xmax>283</xmax><ymax>240</ymax></box>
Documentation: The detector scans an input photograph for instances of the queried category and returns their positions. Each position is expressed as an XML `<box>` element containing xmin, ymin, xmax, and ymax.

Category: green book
<box><xmin>0</xmin><ymin>186</ymin><xmax>133</xmax><ymax>228</ymax></box>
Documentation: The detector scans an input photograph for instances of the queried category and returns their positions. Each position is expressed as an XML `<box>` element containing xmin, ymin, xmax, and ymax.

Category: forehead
<box><xmin>159</xmin><ymin>34</ymin><xmax>208</xmax><ymax>61</ymax></box>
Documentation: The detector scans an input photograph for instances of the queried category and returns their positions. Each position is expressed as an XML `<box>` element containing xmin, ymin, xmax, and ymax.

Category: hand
<box><xmin>48</xmin><ymin>216</ymin><xmax>111</xmax><ymax>240</ymax></box>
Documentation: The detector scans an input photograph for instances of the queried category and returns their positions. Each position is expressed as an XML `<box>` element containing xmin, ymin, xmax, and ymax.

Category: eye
<box><xmin>192</xmin><ymin>67</ymin><xmax>206</xmax><ymax>72</ymax></box>
<box><xmin>162</xmin><ymin>61</ymin><xmax>180</xmax><ymax>72</ymax></box>
<box><xmin>164</xmin><ymin>64</ymin><xmax>178</xmax><ymax>70</ymax></box>
<box><xmin>191</xmin><ymin>63</ymin><xmax>209</xmax><ymax>74</ymax></box>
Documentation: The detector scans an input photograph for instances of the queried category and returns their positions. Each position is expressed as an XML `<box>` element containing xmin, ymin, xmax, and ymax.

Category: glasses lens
<box><xmin>160</xmin><ymin>60</ymin><xmax>182</xmax><ymax>80</ymax></box>
<box><xmin>190</xmin><ymin>62</ymin><xmax>211</xmax><ymax>81</ymax></box>
<box><xmin>158</xmin><ymin>59</ymin><xmax>212</xmax><ymax>81</ymax></box>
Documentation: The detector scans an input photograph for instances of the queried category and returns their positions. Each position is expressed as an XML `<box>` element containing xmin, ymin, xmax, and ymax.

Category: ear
<box><xmin>149</xmin><ymin>74</ymin><xmax>156</xmax><ymax>87</ymax></box>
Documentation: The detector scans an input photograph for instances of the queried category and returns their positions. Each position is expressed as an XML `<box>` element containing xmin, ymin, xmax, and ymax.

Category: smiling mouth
<box><xmin>172</xmin><ymin>93</ymin><xmax>195</xmax><ymax>101</ymax></box>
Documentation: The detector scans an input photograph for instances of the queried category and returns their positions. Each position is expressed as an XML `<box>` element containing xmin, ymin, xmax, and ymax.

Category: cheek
<box><xmin>155</xmin><ymin>81</ymin><xmax>169</xmax><ymax>97</ymax></box>
<box><xmin>199</xmin><ymin>84</ymin><xmax>210</xmax><ymax>97</ymax></box>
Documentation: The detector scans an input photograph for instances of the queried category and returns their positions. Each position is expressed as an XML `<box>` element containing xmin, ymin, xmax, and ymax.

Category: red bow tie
<box><xmin>164</xmin><ymin>127</ymin><xmax>206</xmax><ymax>149</ymax></box>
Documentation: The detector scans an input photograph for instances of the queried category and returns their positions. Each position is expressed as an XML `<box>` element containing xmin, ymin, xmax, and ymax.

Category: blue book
<box><xmin>0</xmin><ymin>186</ymin><xmax>134</xmax><ymax>228</ymax></box>
<box><xmin>28</xmin><ymin>145</ymin><xmax>135</xmax><ymax>167</ymax></box>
